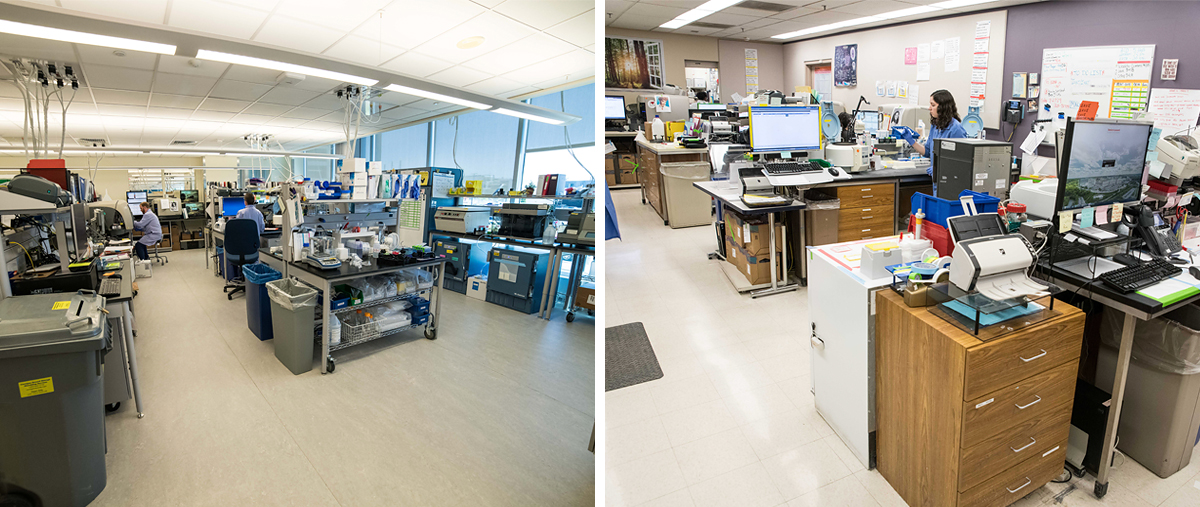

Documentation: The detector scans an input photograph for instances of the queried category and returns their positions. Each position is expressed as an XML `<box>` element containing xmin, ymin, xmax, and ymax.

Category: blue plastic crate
<box><xmin>910</xmin><ymin>190</ymin><xmax>1001</xmax><ymax>228</ymax></box>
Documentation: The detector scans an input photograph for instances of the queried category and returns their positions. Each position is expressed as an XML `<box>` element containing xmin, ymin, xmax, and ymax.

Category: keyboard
<box><xmin>763</xmin><ymin>160</ymin><xmax>821</xmax><ymax>175</ymax></box>
<box><xmin>1098</xmin><ymin>258</ymin><xmax>1182</xmax><ymax>293</ymax></box>
<box><xmin>99</xmin><ymin>275</ymin><xmax>122</xmax><ymax>297</ymax></box>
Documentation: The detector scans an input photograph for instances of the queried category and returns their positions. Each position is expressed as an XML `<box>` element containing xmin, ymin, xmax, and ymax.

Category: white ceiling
<box><xmin>0</xmin><ymin>0</ymin><xmax>595</xmax><ymax>153</ymax></box>
<box><xmin>605</xmin><ymin>0</ymin><xmax>1038</xmax><ymax>41</ymax></box>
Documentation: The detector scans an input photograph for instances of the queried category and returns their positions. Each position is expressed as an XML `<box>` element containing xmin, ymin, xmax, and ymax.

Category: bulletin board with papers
<box><xmin>1037</xmin><ymin>45</ymin><xmax>1156</xmax><ymax>121</ymax></box>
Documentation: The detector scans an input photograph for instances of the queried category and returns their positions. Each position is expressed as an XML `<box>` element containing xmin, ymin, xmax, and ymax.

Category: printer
<box><xmin>949</xmin><ymin>234</ymin><xmax>1050</xmax><ymax>301</ymax></box>
<box><xmin>1008</xmin><ymin>179</ymin><xmax>1059</xmax><ymax>220</ymax></box>
<box><xmin>434</xmin><ymin>206</ymin><xmax>491</xmax><ymax>234</ymax></box>
<box><xmin>5</xmin><ymin>173</ymin><xmax>72</xmax><ymax>207</ymax></box>
<box><xmin>1157</xmin><ymin>134</ymin><xmax>1200</xmax><ymax>179</ymax></box>
<box><xmin>497</xmin><ymin>203</ymin><xmax>550</xmax><ymax>239</ymax></box>
<box><xmin>562</xmin><ymin>212</ymin><xmax>596</xmax><ymax>246</ymax></box>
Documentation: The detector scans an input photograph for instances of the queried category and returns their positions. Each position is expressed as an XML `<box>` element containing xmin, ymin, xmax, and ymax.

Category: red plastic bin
<box><xmin>906</xmin><ymin>215</ymin><xmax>954</xmax><ymax>257</ymax></box>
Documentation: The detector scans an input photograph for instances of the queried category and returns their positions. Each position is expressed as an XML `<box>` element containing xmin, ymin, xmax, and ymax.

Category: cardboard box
<box><xmin>619</xmin><ymin>169</ymin><xmax>639</xmax><ymax>185</ymax></box>
<box><xmin>617</xmin><ymin>154</ymin><xmax>637</xmax><ymax>170</ymax></box>
<box><xmin>466</xmin><ymin>275</ymin><xmax>487</xmax><ymax>301</ymax></box>
<box><xmin>724</xmin><ymin>236</ymin><xmax>784</xmax><ymax>285</ymax></box>
<box><xmin>576</xmin><ymin>287</ymin><xmax>595</xmax><ymax>311</ymax></box>
<box><xmin>605</xmin><ymin>172</ymin><xmax>617</xmax><ymax>187</ymax></box>
<box><xmin>723</xmin><ymin>206</ymin><xmax>783</xmax><ymax>257</ymax></box>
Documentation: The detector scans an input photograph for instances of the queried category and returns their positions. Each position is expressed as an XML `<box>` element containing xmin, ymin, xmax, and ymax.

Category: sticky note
<box><xmin>1112</xmin><ymin>203</ymin><xmax>1124</xmax><ymax>222</ymax></box>
<box><xmin>1095</xmin><ymin>205</ymin><xmax>1109</xmax><ymax>225</ymax></box>
<box><xmin>1059</xmin><ymin>211</ymin><xmax>1073</xmax><ymax>233</ymax></box>
<box><xmin>1080</xmin><ymin>207</ymin><xmax>1094</xmax><ymax>228</ymax></box>
<box><xmin>781</xmin><ymin>151</ymin><xmax>792</xmax><ymax>159</ymax></box>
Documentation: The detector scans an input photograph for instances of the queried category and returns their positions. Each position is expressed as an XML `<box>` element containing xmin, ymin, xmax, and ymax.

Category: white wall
<box><xmin>782</xmin><ymin>10</ymin><xmax>1008</xmax><ymax>128</ymax></box>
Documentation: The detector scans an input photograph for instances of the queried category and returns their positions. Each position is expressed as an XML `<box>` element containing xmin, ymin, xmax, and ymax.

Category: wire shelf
<box><xmin>329</xmin><ymin>320</ymin><xmax>422</xmax><ymax>351</ymax></box>
<box><xmin>331</xmin><ymin>289</ymin><xmax>430</xmax><ymax>315</ymax></box>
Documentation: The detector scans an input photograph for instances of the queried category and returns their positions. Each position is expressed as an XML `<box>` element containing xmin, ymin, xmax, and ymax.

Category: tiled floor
<box><xmin>604</xmin><ymin>187</ymin><xmax>1200</xmax><ymax>507</ymax></box>
<box><xmin>94</xmin><ymin>249</ymin><xmax>594</xmax><ymax>506</ymax></box>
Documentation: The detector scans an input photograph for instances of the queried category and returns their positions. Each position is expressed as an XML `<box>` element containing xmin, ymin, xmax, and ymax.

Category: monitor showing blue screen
<box><xmin>748</xmin><ymin>106</ymin><xmax>822</xmax><ymax>153</ymax></box>
<box><xmin>222</xmin><ymin>197</ymin><xmax>247</xmax><ymax>216</ymax></box>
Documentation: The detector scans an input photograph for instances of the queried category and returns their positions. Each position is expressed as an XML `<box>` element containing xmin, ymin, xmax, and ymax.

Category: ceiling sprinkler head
<box><xmin>112</xmin><ymin>50</ymin><xmax>126</xmax><ymax>57</ymax></box>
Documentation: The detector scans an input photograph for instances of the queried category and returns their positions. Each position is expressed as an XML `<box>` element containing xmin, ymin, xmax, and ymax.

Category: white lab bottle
<box><xmin>651</xmin><ymin>115</ymin><xmax>665</xmax><ymax>141</ymax></box>
<box><xmin>916</xmin><ymin>119</ymin><xmax>926</xmax><ymax>139</ymax></box>
<box><xmin>542</xmin><ymin>221</ymin><xmax>557</xmax><ymax>244</ymax></box>
<box><xmin>330</xmin><ymin>314</ymin><xmax>342</xmax><ymax>345</ymax></box>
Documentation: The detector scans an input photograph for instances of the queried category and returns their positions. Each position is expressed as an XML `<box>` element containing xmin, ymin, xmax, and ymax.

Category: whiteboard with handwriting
<box><xmin>1038</xmin><ymin>45</ymin><xmax>1156</xmax><ymax>121</ymax></box>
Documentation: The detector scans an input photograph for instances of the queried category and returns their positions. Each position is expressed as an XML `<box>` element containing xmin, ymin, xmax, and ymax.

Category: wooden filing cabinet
<box><xmin>875</xmin><ymin>290</ymin><xmax>1084</xmax><ymax>507</ymax></box>
<box><xmin>835</xmin><ymin>182</ymin><xmax>896</xmax><ymax>242</ymax></box>
<box><xmin>635</xmin><ymin>143</ymin><xmax>707</xmax><ymax>225</ymax></box>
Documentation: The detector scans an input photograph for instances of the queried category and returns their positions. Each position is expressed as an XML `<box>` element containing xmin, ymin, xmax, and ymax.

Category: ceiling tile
<box><xmin>699</xmin><ymin>11</ymin><xmax>765</xmax><ymax>25</ymax></box>
<box><xmin>153</xmin><ymin>73</ymin><xmax>218</xmax><ymax>97</ymax></box>
<box><xmin>167</xmin><ymin>0</ymin><xmax>271</xmax><ymax>39</ymax></box>
<box><xmin>549</xmin><ymin>10</ymin><xmax>595</xmax><ymax>47</ymax></box>
<box><xmin>280</xmin><ymin>107</ymin><xmax>327</xmax><ymax>120</ymax></box>
<box><xmin>91</xmin><ymin>89</ymin><xmax>150</xmax><ymax>106</ymax></box>
<box><xmin>199</xmin><ymin>98</ymin><xmax>250</xmax><ymax>113</ymax></box>
<box><xmin>471</xmin><ymin>0</ymin><xmax>504</xmax><ymax>7</ymax></box>
<box><xmin>267</xmin><ymin>117</ymin><xmax>307</xmax><ymax>128</ymax></box>
<box><xmin>493</xmin><ymin>0</ymin><xmax>593</xmax><ymax>30</ymax></box>
<box><xmin>155</xmin><ymin>55</ymin><xmax>229</xmax><ymax>78</ymax></box>
<box><xmin>58</xmin><ymin>0</ymin><xmax>170</xmax><ymax>25</ymax></box>
<box><xmin>320</xmin><ymin>35</ymin><xmax>406</xmax><ymax>69</ymax></box>
<box><xmin>244</xmin><ymin>102</ymin><xmax>291</xmax><ymax>116</ymax></box>
<box><xmin>229</xmin><ymin>113</ymin><xmax>276</xmax><ymax>125</ymax></box>
<box><xmin>313</xmin><ymin>111</ymin><xmax>344</xmax><ymax>122</ymax></box>
<box><xmin>149</xmin><ymin>94</ymin><xmax>204</xmax><ymax>109</ymax></box>
<box><xmin>412</xmin><ymin>11</ymin><xmax>537</xmax><ymax>65</ymax></box>
<box><xmin>604</xmin><ymin>0</ymin><xmax>635</xmax><ymax>21</ymax></box>
<box><xmin>209</xmin><ymin>80</ymin><xmax>273</xmax><ymax>101</ymax></box>
<box><xmin>303</xmin><ymin>94</ymin><xmax>342</xmax><ymax>110</ymax></box>
<box><xmin>84</xmin><ymin>65</ymin><xmax>154</xmax><ymax>92</ymax></box>
<box><xmin>609</xmin><ymin>3</ymin><xmax>687</xmax><ymax>30</ymax></box>
<box><xmin>0</xmin><ymin>34</ymin><xmax>74</xmax><ymax>63</ymax></box>
<box><xmin>465</xmin><ymin>76</ymin><xmax>525</xmax><ymax>96</ymax></box>
<box><xmin>790</xmin><ymin>8</ymin><xmax>859</xmax><ymax>27</ymax></box>
<box><xmin>221</xmin><ymin>65</ymin><xmax>283</xmax><ymax>86</ymax></box>
<box><xmin>426</xmin><ymin>66</ymin><xmax>490</xmax><ymax>88</ymax></box>
<box><xmin>461</xmin><ymin>32</ymin><xmax>576</xmax><ymax>76</ymax></box>
<box><xmin>500</xmin><ymin>48</ymin><xmax>592</xmax><ymax>86</ymax></box>
<box><xmin>259</xmin><ymin>87</ymin><xmax>321</xmax><ymax>106</ymax></box>
<box><xmin>145</xmin><ymin>107</ymin><xmax>195</xmax><ymax>119</ymax></box>
<box><xmin>379</xmin><ymin>52</ymin><xmax>454</xmax><ymax>78</ymax></box>
<box><xmin>374</xmin><ymin>0</ymin><xmax>487</xmax><ymax>50</ymax></box>
<box><xmin>254</xmin><ymin>15</ymin><xmax>346</xmax><ymax>55</ymax></box>
<box><xmin>835</xmin><ymin>0</ymin><xmax>921</xmax><ymax>16</ymax></box>
<box><xmin>0</xmin><ymin>98</ymin><xmax>24</xmax><ymax>111</ymax></box>
<box><xmin>75</xmin><ymin>44</ymin><xmax>158</xmax><ymax>70</ymax></box>
<box><xmin>274</xmin><ymin>0</ymin><xmax>390</xmax><ymax>32</ymax></box>
<box><xmin>290</xmin><ymin>75</ymin><xmax>342</xmax><ymax>93</ymax></box>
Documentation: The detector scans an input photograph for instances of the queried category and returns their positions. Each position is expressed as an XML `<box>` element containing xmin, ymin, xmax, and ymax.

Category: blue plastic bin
<box><xmin>243</xmin><ymin>263</ymin><xmax>282</xmax><ymax>341</ymax></box>
<box><xmin>910</xmin><ymin>190</ymin><xmax>1002</xmax><ymax>228</ymax></box>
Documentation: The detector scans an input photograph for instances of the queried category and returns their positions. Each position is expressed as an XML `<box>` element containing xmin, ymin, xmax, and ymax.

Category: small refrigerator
<box><xmin>485</xmin><ymin>246</ymin><xmax>550</xmax><ymax>314</ymax></box>
<box><xmin>434</xmin><ymin>237</ymin><xmax>491</xmax><ymax>294</ymax></box>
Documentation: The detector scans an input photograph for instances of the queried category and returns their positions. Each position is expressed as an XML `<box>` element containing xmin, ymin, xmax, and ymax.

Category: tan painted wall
<box><xmin>605</xmin><ymin>28</ymin><xmax>720</xmax><ymax>104</ymax></box>
<box><xmin>717</xmin><ymin>39</ymin><xmax>785</xmax><ymax>103</ymax></box>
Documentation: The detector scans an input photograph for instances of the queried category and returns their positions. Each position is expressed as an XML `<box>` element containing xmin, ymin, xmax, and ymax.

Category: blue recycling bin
<box><xmin>242</xmin><ymin>263</ymin><xmax>281</xmax><ymax>341</ymax></box>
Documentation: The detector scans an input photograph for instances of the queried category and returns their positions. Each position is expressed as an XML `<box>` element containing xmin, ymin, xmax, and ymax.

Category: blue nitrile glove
<box><xmin>899</xmin><ymin>127</ymin><xmax>917</xmax><ymax>146</ymax></box>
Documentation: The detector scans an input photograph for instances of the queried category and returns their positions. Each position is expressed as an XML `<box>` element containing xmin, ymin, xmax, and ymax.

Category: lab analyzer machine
<box><xmin>485</xmin><ymin>246</ymin><xmax>550</xmax><ymax>314</ymax></box>
<box><xmin>433</xmin><ymin>206</ymin><xmax>491</xmax><ymax>234</ymax></box>
<box><xmin>434</xmin><ymin>238</ymin><xmax>491</xmax><ymax>294</ymax></box>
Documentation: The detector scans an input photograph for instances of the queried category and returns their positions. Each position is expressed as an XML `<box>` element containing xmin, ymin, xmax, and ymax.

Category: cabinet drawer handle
<box><xmin>861</xmin><ymin>216</ymin><xmax>874</xmax><ymax>220</ymax></box>
<box><xmin>861</xmin><ymin>188</ymin><xmax>871</xmax><ymax>191</ymax></box>
<box><xmin>1015</xmin><ymin>395</ymin><xmax>1042</xmax><ymax>410</ymax></box>
<box><xmin>862</xmin><ymin>195</ymin><xmax>874</xmax><ymax>199</ymax></box>
<box><xmin>1020</xmin><ymin>349</ymin><xmax>1047</xmax><ymax>362</ymax></box>
<box><xmin>1006</xmin><ymin>478</ymin><xmax>1032</xmax><ymax>494</ymax></box>
<box><xmin>861</xmin><ymin>229</ymin><xmax>872</xmax><ymax>232</ymax></box>
<box><xmin>1011</xmin><ymin>437</ymin><xmax>1037</xmax><ymax>453</ymax></box>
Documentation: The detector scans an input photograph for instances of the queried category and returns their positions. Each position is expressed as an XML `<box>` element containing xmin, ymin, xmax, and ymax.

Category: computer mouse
<box><xmin>827</xmin><ymin>166</ymin><xmax>841</xmax><ymax>177</ymax></box>
<box><xmin>1191</xmin><ymin>266</ymin><xmax>1200</xmax><ymax>280</ymax></box>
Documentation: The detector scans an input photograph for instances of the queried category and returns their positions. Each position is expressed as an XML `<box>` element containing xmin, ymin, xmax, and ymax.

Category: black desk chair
<box><xmin>222</xmin><ymin>218</ymin><xmax>260</xmax><ymax>300</ymax></box>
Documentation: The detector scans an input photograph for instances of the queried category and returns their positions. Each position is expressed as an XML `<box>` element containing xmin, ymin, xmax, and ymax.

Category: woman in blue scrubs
<box><xmin>899</xmin><ymin>89</ymin><xmax>968</xmax><ymax>176</ymax></box>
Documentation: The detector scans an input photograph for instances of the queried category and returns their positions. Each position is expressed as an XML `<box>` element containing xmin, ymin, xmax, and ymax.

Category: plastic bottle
<box><xmin>913</xmin><ymin>208</ymin><xmax>925</xmax><ymax>239</ymax></box>
<box><xmin>899</xmin><ymin>233</ymin><xmax>933</xmax><ymax>263</ymax></box>
<box><xmin>651</xmin><ymin>115</ymin><xmax>665</xmax><ymax>141</ymax></box>
<box><xmin>916</xmin><ymin>119</ymin><xmax>926</xmax><ymax>139</ymax></box>
<box><xmin>543</xmin><ymin>221</ymin><xmax>557</xmax><ymax>244</ymax></box>
<box><xmin>330</xmin><ymin>314</ymin><xmax>342</xmax><ymax>345</ymax></box>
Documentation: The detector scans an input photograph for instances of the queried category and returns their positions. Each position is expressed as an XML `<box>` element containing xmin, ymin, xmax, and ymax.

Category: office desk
<box><xmin>285</xmin><ymin>256</ymin><xmax>445</xmax><ymax>374</ymax></box>
<box><xmin>637</xmin><ymin>140</ymin><xmax>710</xmax><ymax>225</ymax></box>
<box><xmin>606</xmin><ymin>131</ymin><xmax>641</xmax><ymax>190</ymax></box>
<box><xmin>693</xmin><ymin>180</ymin><xmax>806</xmax><ymax>297</ymax></box>
<box><xmin>103</xmin><ymin>260</ymin><xmax>144</xmax><ymax>419</ymax></box>
<box><xmin>1040</xmin><ymin>258</ymin><xmax>1200</xmax><ymax>498</ymax></box>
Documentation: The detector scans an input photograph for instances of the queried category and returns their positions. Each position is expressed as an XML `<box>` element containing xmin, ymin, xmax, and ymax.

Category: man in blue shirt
<box><xmin>133</xmin><ymin>201</ymin><xmax>161</xmax><ymax>260</ymax></box>
<box><xmin>235</xmin><ymin>193</ymin><xmax>265</xmax><ymax>235</ymax></box>
<box><xmin>898</xmin><ymin>89</ymin><xmax>969</xmax><ymax>177</ymax></box>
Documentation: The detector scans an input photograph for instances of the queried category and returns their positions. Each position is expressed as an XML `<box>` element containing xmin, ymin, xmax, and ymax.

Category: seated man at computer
<box><xmin>132</xmin><ymin>201</ymin><xmax>161</xmax><ymax>260</ymax></box>
<box><xmin>235</xmin><ymin>192</ymin><xmax>265</xmax><ymax>235</ymax></box>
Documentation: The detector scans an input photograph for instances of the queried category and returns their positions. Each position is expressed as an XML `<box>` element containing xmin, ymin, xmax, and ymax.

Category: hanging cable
<box><xmin>559</xmin><ymin>90</ymin><xmax>593</xmax><ymax>181</ymax></box>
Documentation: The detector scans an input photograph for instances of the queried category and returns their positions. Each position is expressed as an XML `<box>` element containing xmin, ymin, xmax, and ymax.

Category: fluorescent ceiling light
<box><xmin>772</xmin><ymin>4</ymin><xmax>943</xmax><ymax>39</ymax></box>
<box><xmin>382</xmin><ymin>84</ymin><xmax>491</xmax><ymax>110</ymax></box>
<box><xmin>491</xmin><ymin>107</ymin><xmax>565</xmax><ymax>125</ymax></box>
<box><xmin>875</xmin><ymin>6</ymin><xmax>941</xmax><ymax>20</ymax></box>
<box><xmin>930</xmin><ymin>0</ymin><xmax>999</xmax><ymax>8</ymax></box>
<box><xmin>196</xmin><ymin>50</ymin><xmax>377</xmax><ymax>86</ymax></box>
<box><xmin>0</xmin><ymin>19</ymin><xmax>176</xmax><ymax>55</ymax></box>
<box><xmin>658</xmin><ymin>0</ymin><xmax>743</xmax><ymax>30</ymax></box>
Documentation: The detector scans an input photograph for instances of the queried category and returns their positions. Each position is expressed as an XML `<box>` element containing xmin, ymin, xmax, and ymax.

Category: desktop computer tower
<box><xmin>434</xmin><ymin>238</ymin><xmax>491</xmax><ymax>294</ymax></box>
<box><xmin>933</xmin><ymin>138</ymin><xmax>1013</xmax><ymax>200</ymax></box>
<box><xmin>485</xmin><ymin>246</ymin><xmax>550</xmax><ymax>314</ymax></box>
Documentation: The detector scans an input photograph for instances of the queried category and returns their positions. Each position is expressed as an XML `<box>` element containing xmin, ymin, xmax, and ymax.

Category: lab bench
<box><xmin>636</xmin><ymin>139</ymin><xmax>710</xmax><ymax>226</ymax></box>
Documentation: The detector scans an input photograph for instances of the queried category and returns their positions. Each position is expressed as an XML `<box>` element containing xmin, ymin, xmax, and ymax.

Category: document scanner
<box><xmin>949</xmin><ymin>235</ymin><xmax>1050</xmax><ymax>301</ymax></box>
<box><xmin>1157</xmin><ymin>134</ymin><xmax>1200</xmax><ymax>179</ymax></box>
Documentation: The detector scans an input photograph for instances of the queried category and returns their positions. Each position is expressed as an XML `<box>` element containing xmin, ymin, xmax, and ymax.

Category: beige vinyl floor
<box><xmin>94</xmin><ymin>248</ymin><xmax>595</xmax><ymax>506</ymax></box>
<box><xmin>603</xmin><ymin>187</ymin><xmax>1200</xmax><ymax>507</ymax></box>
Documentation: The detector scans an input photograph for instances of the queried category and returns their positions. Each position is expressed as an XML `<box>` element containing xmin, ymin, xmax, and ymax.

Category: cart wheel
<box><xmin>642</xmin><ymin>198</ymin><xmax>646</xmax><ymax>204</ymax></box>
<box><xmin>1071</xmin><ymin>464</ymin><xmax>1086</xmax><ymax>478</ymax></box>
<box><xmin>1094</xmin><ymin>481</ymin><xmax>1108</xmax><ymax>498</ymax></box>
<box><xmin>664</xmin><ymin>219</ymin><xmax>669</xmax><ymax>226</ymax></box>
<box><xmin>566</xmin><ymin>312</ymin><xmax>576</xmax><ymax>323</ymax></box>
<box><xmin>105</xmin><ymin>402</ymin><xmax>120</xmax><ymax>412</ymax></box>
<box><xmin>326</xmin><ymin>356</ymin><xmax>336</xmax><ymax>373</ymax></box>
<box><xmin>132</xmin><ymin>330</ymin><xmax>138</xmax><ymax>338</ymax></box>
<box><xmin>425</xmin><ymin>328</ymin><xmax>437</xmax><ymax>340</ymax></box>
<box><xmin>588</xmin><ymin>309</ymin><xmax>594</xmax><ymax>316</ymax></box>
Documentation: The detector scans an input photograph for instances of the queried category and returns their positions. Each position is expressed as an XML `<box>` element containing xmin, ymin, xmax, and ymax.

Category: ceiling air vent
<box><xmin>691</xmin><ymin>21</ymin><xmax>734</xmax><ymax>29</ymax></box>
<box><xmin>171</xmin><ymin>140</ymin><xmax>198</xmax><ymax>145</ymax></box>
<box><xmin>77</xmin><ymin>137</ymin><xmax>107</xmax><ymax>147</ymax></box>
<box><xmin>737</xmin><ymin>1</ymin><xmax>795</xmax><ymax>12</ymax></box>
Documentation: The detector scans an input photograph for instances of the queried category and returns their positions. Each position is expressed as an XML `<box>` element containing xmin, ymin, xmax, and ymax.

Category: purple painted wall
<box><xmin>987</xmin><ymin>0</ymin><xmax>1200</xmax><ymax>156</ymax></box>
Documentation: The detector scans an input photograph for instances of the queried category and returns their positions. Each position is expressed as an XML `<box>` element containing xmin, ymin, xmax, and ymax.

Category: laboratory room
<box><xmin>0</xmin><ymin>1</ymin><xmax>598</xmax><ymax>506</ymax></box>
<box><xmin>603</xmin><ymin>1</ymin><xmax>1200</xmax><ymax>507</ymax></box>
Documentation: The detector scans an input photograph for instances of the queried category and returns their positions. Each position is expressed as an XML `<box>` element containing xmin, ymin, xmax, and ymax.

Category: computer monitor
<box><xmin>1054</xmin><ymin>119</ymin><xmax>1153</xmax><ymax>212</ymax></box>
<box><xmin>748</xmin><ymin>105</ymin><xmax>822</xmax><ymax>153</ymax></box>
<box><xmin>604</xmin><ymin>95</ymin><xmax>627</xmax><ymax>120</ymax></box>
<box><xmin>222</xmin><ymin>196</ymin><xmax>248</xmax><ymax>216</ymax></box>
<box><xmin>855</xmin><ymin>111</ymin><xmax>881</xmax><ymax>136</ymax></box>
<box><xmin>126</xmin><ymin>191</ymin><xmax>147</xmax><ymax>217</ymax></box>
<box><xmin>180</xmin><ymin>189</ymin><xmax>198</xmax><ymax>203</ymax></box>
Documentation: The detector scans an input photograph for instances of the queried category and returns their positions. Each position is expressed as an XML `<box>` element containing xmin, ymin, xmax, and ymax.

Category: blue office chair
<box><xmin>222</xmin><ymin>218</ymin><xmax>260</xmax><ymax>300</ymax></box>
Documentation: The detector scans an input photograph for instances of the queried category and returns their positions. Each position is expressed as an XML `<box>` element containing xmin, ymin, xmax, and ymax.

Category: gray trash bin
<box><xmin>0</xmin><ymin>292</ymin><xmax>108</xmax><ymax>507</ymax></box>
<box><xmin>267</xmin><ymin>279</ymin><xmax>318</xmax><ymax>375</ymax></box>
<box><xmin>1098</xmin><ymin>305</ymin><xmax>1200</xmax><ymax>478</ymax></box>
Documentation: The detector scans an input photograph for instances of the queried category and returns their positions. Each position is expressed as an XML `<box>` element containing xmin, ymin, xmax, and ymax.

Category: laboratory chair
<box><xmin>151</xmin><ymin>237</ymin><xmax>169</xmax><ymax>266</ymax></box>
<box><xmin>222</xmin><ymin>219</ymin><xmax>260</xmax><ymax>301</ymax></box>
